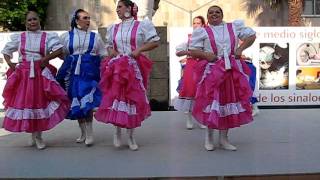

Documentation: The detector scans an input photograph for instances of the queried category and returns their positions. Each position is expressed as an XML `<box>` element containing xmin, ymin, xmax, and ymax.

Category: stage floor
<box><xmin>0</xmin><ymin>109</ymin><xmax>320</xmax><ymax>179</ymax></box>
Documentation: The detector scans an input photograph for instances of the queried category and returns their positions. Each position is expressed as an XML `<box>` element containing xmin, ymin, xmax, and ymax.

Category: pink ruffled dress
<box><xmin>191</xmin><ymin>21</ymin><xmax>254</xmax><ymax>130</ymax></box>
<box><xmin>1</xmin><ymin>31</ymin><xmax>70</xmax><ymax>132</ymax></box>
<box><xmin>95</xmin><ymin>18</ymin><xmax>159</xmax><ymax>128</ymax></box>
<box><xmin>174</xmin><ymin>34</ymin><xmax>202</xmax><ymax>112</ymax></box>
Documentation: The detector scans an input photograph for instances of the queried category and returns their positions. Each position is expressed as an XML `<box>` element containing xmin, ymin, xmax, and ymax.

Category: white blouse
<box><xmin>189</xmin><ymin>20</ymin><xmax>256</xmax><ymax>57</ymax></box>
<box><xmin>176</xmin><ymin>41</ymin><xmax>188</xmax><ymax>53</ymax></box>
<box><xmin>106</xmin><ymin>17</ymin><xmax>160</xmax><ymax>55</ymax></box>
<box><xmin>1</xmin><ymin>31</ymin><xmax>63</xmax><ymax>62</ymax></box>
<box><xmin>60</xmin><ymin>29</ymin><xmax>107</xmax><ymax>57</ymax></box>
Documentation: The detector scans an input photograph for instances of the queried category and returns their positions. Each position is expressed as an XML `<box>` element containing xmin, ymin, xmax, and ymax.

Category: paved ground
<box><xmin>0</xmin><ymin>109</ymin><xmax>320</xmax><ymax>179</ymax></box>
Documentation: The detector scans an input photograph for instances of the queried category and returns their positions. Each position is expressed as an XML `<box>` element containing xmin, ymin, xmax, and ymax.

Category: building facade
<box><xmin>45</xmin><ymin>0</ymin><xmax>320</xmax><ymax>30</ymax></box>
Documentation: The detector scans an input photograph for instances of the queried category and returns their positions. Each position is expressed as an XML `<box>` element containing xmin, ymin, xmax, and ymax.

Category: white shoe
<box><xmin>252</xmin><ymin>104</ymin><xmax>260</xmax><ymax>116</ymax></box>
<box><xmin>128</xmin><ymin>138</ymin><xmax>139</xmax><ymax>151</ymax></box>
<box><xmin>198</xmin><ymin>123</ymin><xmax>207</xmax><ymax>129</ymax></box>
<box><xmin>186</xmin><ymin>113</ymin><xmax>194</xmax><ymax>130</ymax></box>
<box><xmin>220</xmin><ymin>140</ymin><xmax>237</xmax><ymax>151</ymax></box>
<box><xmin>29</xmin><ymin>133</ymin><xmax>36</xmax><ymax>146</ymax></box>
<box><xmin>113</xmin><ymin>127</ymin><xmax>122</xmax><ymax>148</ymax></box>
<box><xmin>219</xmin><ymin>130</ymin><xmax>237</xmax><ymax>151</ymax></box>
<box><xmin>85</xmin><ymin>122</ymin><xmax>94</xmax><ymax>146</ymax></box>
<box><xmin>76</xmin><ymin>122</ymin><xmax>86</xmax><ymax>143</ymax></box>
<box><xmin>127</xmin><ymin>129</ymin><xmax>139</xmax><ymax>151</ymax></box>
<box><xmin>204</xmin><ymin>129</ymin><xmax>215</xmax><ymax>151</ymax></box>
<box><xmin>205</xmin><ymin>140</ymin><xmax>214</xmax><ymax>151</ymax></box>
<box><xmin>35</xmin><ymin>132</ymin><xmax>46</xmax><ymax>150</ymax></box>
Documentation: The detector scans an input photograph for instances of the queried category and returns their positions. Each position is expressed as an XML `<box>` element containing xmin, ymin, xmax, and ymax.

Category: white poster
<box><xmin>169</xmin><ymin>27</ymin><xmax>192</xmax><ymax>107</ymax></box>
<box><xmin>169</xmin><ymin>27</ymin><xmax>320</xmax><ymax>106</ymax></box>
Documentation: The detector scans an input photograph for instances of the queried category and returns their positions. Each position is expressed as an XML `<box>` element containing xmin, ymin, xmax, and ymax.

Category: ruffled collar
<box><xmin>122</xmin><ymin>17</ymin><xmax>135</xmax><ymax>24</ymax></box>
<box><xmin>26</xmin><ymin>30</ymin><xmax>42</xmax><ymax>34</ymax></box>
<box><xmin>74</xmin><ymin>28</ymin><xmax>89</xmax><ymax>34</ymax></box>
<box><xmin>209</xmin><ymin>21</ymin><xmax>225</xmax><ymax>27</ymax></box>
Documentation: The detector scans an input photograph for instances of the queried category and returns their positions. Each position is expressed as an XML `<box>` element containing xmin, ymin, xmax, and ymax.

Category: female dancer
<box><xmin>190</xmin><ymin>5</ymin><xmax>256</xmax><ymax>151</ymax></box>
<box><xmin>242</xmin><ymin>56</ymin><xmax>260</xmax><ymax>116</ymax></box>
<box><xmin>95</xmin><ymin>0</ymin><xmax>159</xmax><ymax>150</ymax></box>
<box><xmin>57</xmin><ymin>9</ymin><xmax>107</xmax><ymax>146</ymax></box>
<box><xmin>174</xmin><ymin>16</ymin><xmax>206</xmax><ymax>129</ymax></box>
<box><xmin>1</xmin><ymin>10</ymin><xmax>70</xmax><ymax>150</ymax></box>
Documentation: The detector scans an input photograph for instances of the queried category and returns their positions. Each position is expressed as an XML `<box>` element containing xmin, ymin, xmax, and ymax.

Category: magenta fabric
<box><xmin>95</xmin><ymin>21</ymin><xmax>153</xmax><ymax>128</ymax></box>
<box><xmin>192</xmin><ymin>23</ymin><xmax>253</xmax><ymax>130</ymax></box>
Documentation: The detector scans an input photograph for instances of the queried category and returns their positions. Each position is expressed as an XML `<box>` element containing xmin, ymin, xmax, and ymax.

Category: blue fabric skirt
<box><xmin>56</xmin><ymin>54</ymin><xmax>102</xmax><ymax>119</ymax></box>
<box><xmin>246</xmin><ymin>62</ymin><xmax>258</xmax><ymax>104</ymax></box>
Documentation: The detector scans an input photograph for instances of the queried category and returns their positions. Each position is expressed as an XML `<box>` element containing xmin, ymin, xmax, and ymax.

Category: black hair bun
<box><xmin>27</xmin><ymin>4</ymin><xmax>38</xmax><ymax>13</ymax></box>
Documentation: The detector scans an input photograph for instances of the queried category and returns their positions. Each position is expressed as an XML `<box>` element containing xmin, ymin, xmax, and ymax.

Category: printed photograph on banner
<box><xmin>296</xmin><ymin>67</ymin><xmax>320</xmax><ymax>90</ymax></box>
<box><xmin>296</xmin><ymin>43</ymin><xmax>320</xmax><ymax>66</ymax></box>
<box><xmin>259</xmin><ymin>43</ymin><xmax>289</xmax><ymax>90</ymax></box>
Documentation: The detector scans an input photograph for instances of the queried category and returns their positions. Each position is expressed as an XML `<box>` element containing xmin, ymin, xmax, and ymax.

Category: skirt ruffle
<box><xmin>178</xmin><ymin>58</ymin><xmax>198</xmax><ymax>98</ymax></box>
<box><xmin>56</xmin><ymin>54</ymin><xmax>102</xmax><ymax>119</ymax></box>
<box><xmin>192</xmin><ymin>57</ymin><xmax>253</xmax><ymax>130</ymax></box>
<box><xmin>2</xmin><ymin>61</ymin><xmax>70</xmax><ymax>132</ymax></box>
<box><xmin>95</xmin><ymin>55</ymin><xmax>152</xmax><ymax>128</ymax></box>
<box><xmin>245</xmin><ymin>61</ymin><xmax>258</xmax><ymax>104</ymax></box>
<box><xmin>174</xmin><ymin>58</ymin><xmax>201</xmax><ymax>112</ymax></box>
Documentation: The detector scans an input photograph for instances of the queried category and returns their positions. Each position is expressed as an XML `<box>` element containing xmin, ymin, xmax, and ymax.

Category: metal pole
<box><xmin>189</xmin><ymin>11</ymin><xmax>193</xmax><ymax>26</ymax></box>
<box><xmin>161</xmin><ymin>0</ymin><xmax>217</xmax><ymax>27</ymax></box>
<box><xmin>192</xmin><ymin>0</ymin><xmax>217</xmax><ymax>12</ymax></box>
<box><xmin>161</xmin><ymin>0</ymin><xmax>190</xmax><ymax>12</ymax></box>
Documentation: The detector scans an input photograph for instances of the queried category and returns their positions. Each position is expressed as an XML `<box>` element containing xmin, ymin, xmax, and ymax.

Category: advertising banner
<box><xmin>169</xmin><ymin>27</ymin><xmax>320</xmax><ymax>106</ymax></box>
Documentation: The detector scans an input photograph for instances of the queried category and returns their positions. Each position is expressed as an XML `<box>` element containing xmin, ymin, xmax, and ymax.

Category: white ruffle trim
<box><xmin>108</xmin><ymin>99</ymin><xmax>137</xmax><ymax>115</ymax></box>
<box><xmin>199</xmin><ymin>62</ymin><xmax>214</xmax><ymax>84</ymax></box>
<box><xmin>41</xmin><ymin>67</ymin><xmax>60</xmax><ymax>85</ymax></box>
<box><xmin>199</xmin><ymin>59</ymin><xmax>249</xmax><ymax>85</ymax></box>
<box><xmin>71</xmin><ymin>98</ymin><xmax>80</xmax><ymax>108</ymax></box>
<box><xmin>80</xmin><ymin>87</ymin><xmax>96</xmax><ymax>108</ymax></box>
<box><xmin>108</xmin><ymin>55</ymin><xmax>149</xmax><ymax>104</ymax></box>
<box><xmin>235</xmin><ymin>59</ymin><xmax>249</xmax><ymax>80</ymax></box>
<box><xmin>203</xmin><ymin>100</ymin><xmax>246</xmax><ymax>117</ymax></box>
<box><xmin>5</xmin><ymin>101</ymin><xmax>60</xmax><ymax>120</ymax></box>
<box><xmin>128</xmin><ymin>57</ymin><xmax>149</xmax><ymax>103</ymax></box>
<box><xmin>173</xmin><ymin>98</ymin><xmax>194</xmax><ymax>112</ymax></box>
<box><xmin>71</xmin><ymin>87</ymin><xmax>96</xmax><ymax>109</ymax></box>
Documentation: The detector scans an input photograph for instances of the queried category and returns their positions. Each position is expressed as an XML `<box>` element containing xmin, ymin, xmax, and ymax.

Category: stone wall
<box><xmin>45</xmin><ymin>0</ymin><xmax>302</xmax><ymax>30</ymax></box>
<box><xmin>148</xmin><ymin>27</ymin><xmax>169</xmax><ymax>110</ymax></box>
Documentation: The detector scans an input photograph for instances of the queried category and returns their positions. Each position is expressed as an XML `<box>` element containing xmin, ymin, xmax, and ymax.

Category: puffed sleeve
<box><xmin>189</xmin><ymin>27</ymin><xmax>207</xmax><ymax>50</ymax></box>
<box><xmin>59</xmin><ymin>32</ymin><xmax>70</xmax><ymax>55</ymax></box>
<box><xmin>47</xmin><ymin>32</ymin><xmax>64</xmax><ymax>52</ymax></box>
<box><xmin>175</xmin><ymin>42</ymin><xmax>188</xmax><ymax>53</ymax></box>
<box><xmin>96</xmin><ymin>33</ymin><xmax>108</xmax><ymax>57</ymax></box>
<box><xmin>140</xmin><ymin>19</ymin><xmax>160</xmax><ymax>43</ymax></box>
<box><xmin>233</xmin><ymin>20</ymin><xmax>256</xmax><ymax>40</ymax></box>
<box><xmin>105</xmin><ymin>24</ymin><xmax>115</xmax><ymax>49</ymax></box>
<box><xmin>1</xmin><ymin>33</ymin><xmax>20</xmax><ymax>58</ymax></box>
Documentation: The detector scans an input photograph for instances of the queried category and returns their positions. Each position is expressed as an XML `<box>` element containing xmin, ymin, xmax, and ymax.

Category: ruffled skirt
<box><xmin>174</xmin><ymin>58</ymin><xmax>199</xmax><ymax>112</ymax></box>
<box><xmin>56</xmin><ymin>54</ymin><xmax>102</xmax><ymax>119</ymax></box>
<box><xmin>192</xmin><ymin>57</ymin><xmax>253</xmax><ymax>130</ymax></box>
<box><xmin>95</xmin><ymin>55</ymin><xmax>152</xmax><ymax>128</ymax></box>
<box><xmin>2</xmin><ymin>61</ymin><xmax>70</xmax><ymax>132</ymax></box>
<box><xmin>245</xmin><ymin>61</ymin><xmax>258</xmax><ymax>104</ymax></box>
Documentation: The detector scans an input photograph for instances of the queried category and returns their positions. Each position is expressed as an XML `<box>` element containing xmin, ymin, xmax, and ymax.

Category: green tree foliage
<box><xmin>0</xmin><ymin>0</ymin><xmax>49</xmax><ymax>31</ymax></box>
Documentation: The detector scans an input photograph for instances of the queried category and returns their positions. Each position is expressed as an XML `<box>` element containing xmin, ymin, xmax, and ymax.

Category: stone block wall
<box><xmin>149</xmin><ymin>26</ymin><xmax>169</xmax><ymax>110</ymax></box>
